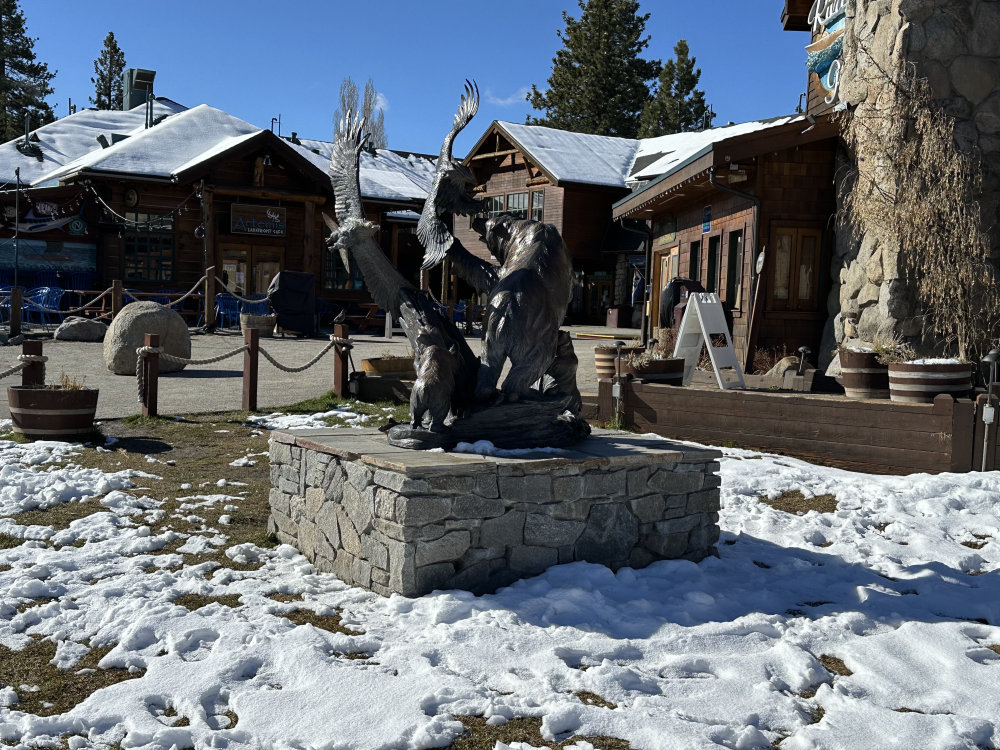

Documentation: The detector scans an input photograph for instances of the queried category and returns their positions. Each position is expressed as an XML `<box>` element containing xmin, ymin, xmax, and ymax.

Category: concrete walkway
<box><xmin>0</xmin><ymin>325</ymin><xmax>640</xmax><ymax>420</ymax></box>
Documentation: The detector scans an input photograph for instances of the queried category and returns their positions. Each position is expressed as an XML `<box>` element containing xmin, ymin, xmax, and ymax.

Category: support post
<box><xmin>21</xmin><ymin>340</ymin><xmax>44</xmax><ymax>386</ymax></box>
<box><xmin>243</xmin><ymin>328</ymin><xmax>259</xmax><ymax>411</ymax></box>
<box><xmin>142</xmin><ymin>333</ymin><xmax>159</xmax><ymax>418</ymax></box>
<box><xmin>9</xmin><ymin>287</ymin><xmax>22</xmax><ymax>337</ymax></box>
<box><xmin>333</xmin><ymin>323</ymin><xmax>350</xmax><ymax>398</ymax></box>
<box><xmin>112</xmin><ymin>279</ymin><xmax>123</xmax><ymax>318</ymax></box>
<box><xmin>204</xmin><ymin>266</ymin><xmax>216</xmax><ymax>329</ymax></box>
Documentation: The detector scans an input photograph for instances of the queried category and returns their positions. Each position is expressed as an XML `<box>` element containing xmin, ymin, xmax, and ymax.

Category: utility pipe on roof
<box><xmin>708</xmin><ymin>165</ymin><xmax>760</xmax><ymax>369</ymax></box>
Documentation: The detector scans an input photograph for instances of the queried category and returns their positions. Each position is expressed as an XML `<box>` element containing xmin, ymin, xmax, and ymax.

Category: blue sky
<box><xmin>28</xmin><ymin>1</ymin><xmax>813</xmax><ymax>156</ymax></box>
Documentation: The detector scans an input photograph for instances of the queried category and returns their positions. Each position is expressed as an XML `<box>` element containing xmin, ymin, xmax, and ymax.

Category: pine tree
<box><xmin>333</xmin><ymin>76</ymin><xmax>387</xmax><ymax>149</ymax></box>
<box><xmin>90</xmin><ymin>31</ymin><xmax>126</xmax><ymax>110</ymax></box>
<box><xmin>639</xmin><ymin>40</ymin><xmax>711</xmax><ymax>137</ymax></box>
<box><xmin>526</xmin><ymin>0</ymin><xmax>660</xmax><ymax>138</ymax></box>
<box><xmin>0</xmin><ymin>0</ymin><xmax>56</xmax><ymax>143</ymax></box>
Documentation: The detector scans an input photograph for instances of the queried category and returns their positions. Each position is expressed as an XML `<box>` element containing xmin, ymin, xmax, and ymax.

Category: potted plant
<box><xmin>621</xmin><ymin>347</ymin><xmax>684</xmax><ymax>385</ymax></box>
<box><xmin>874</xmin><ymin>339</ymin><xmax>973</xmax><ymax>404</ymax></box>
<box><xmin>7</xmin><ymin>373</ymin><xmax>99</xmax><ymax>439</ymax></box>
<box><xmin>593</xmin><ymin>339</ymin><xmax>644</xmax><ymax>381</ymax></box>
<box><xmin>836</xmin><ymin>339</ymin><xmax>889</xmax><ymax>400</ymax></box>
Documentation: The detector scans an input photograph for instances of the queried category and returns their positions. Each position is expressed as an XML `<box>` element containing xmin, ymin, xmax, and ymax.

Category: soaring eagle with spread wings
<box><xmin>417</xmin><ymin>81</ymin><xmax>485</xmax><ymax>269</ymax></box>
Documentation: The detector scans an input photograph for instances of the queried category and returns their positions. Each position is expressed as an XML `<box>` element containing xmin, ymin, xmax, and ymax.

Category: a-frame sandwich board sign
<box><xmin>671</xmin><ymin>292</ymin><xmax>746</xmax><ymax>390</ymax></box>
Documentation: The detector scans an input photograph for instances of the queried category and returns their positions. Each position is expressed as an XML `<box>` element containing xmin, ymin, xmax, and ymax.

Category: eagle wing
<box><xmin>417</xmin><ymin>81</ymin><xmax>481</xmax><ymax>269</ymax></box>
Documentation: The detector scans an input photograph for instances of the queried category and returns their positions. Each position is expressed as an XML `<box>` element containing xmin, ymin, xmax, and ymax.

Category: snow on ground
<box><xmin>1</xmin><ymin>429</ymin><xmax>1000</xmax><ymax>749</ymax></box>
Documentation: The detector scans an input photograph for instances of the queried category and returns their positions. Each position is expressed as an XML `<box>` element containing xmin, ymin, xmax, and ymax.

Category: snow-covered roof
<box><xmin>485</xmin><ymin>115</ymin><xmax>807</xmax><ymax>191</ymax></box>
<box><xmin>31</xmin><ymin>104</ymin><xmax>260</xmax><ymax>184</ymax></box>
<box><xmin>291</xmin><ymin>137</ymin><xmax>436</xmax><ymax>204</ymax></box>
<box><xmin>493</xmin><ymin>122</ymin><xmax>638</xmax><ymax>188</ymax></box>
<box><xmin>0</xmin><ymin>99</ymin><xmax>187</xmax><ymax>185</ymax></box>
<box><xmin>629</xmin><ymin>114</ymin><xmax>805</xmax><ymax>182</ymax></box>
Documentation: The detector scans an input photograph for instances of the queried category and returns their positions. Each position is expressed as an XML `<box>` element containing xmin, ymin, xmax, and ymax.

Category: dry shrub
<box><xmin>842</xmin><ymin>47</ymin><xmax>1000</xmax><ymax>361</ymax></box>
<box><xmin>752</xmin><ymin>344</ymin><xmax>789</xmax><ymax>375</ymax></box>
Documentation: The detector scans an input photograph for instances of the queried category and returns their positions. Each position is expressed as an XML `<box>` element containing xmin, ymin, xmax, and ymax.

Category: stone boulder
<box><xmin>764</xmin><ymin>355</ymin><xmax>816</xmax><ymax>378</ymax></box>
<box><xmin>54</xmin><ymin>316</ymin><xmax>108</xmax><ymax>342</ymax></box>
<box><xmin>104</xmin><ymin>301</ymin><xmax>191</xmax><ymax>374</ymax></box>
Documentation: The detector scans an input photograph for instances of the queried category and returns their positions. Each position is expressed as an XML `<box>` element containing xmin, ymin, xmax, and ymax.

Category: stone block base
<box><xmin>268</xmin><ymin>428</ymin><xmax>721</xmax><ymax>597</ymax></box>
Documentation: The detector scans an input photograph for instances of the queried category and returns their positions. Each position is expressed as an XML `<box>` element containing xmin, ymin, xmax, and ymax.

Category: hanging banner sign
<box><xmin>231</xmin><ymin>205</ymin><xmax>286</xmax><ymax>237</ymax></box>
<box><xmin>805</xmin><ymin>0</ymin><xmax>847</xmax><ymax>105</ymax></box>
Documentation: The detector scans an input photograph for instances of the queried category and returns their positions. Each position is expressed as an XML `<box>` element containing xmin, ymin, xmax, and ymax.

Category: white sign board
<box><xmin>672</xmin><ymin>293</ymin><xmax>745</xmax><ymax>390</ymax></box>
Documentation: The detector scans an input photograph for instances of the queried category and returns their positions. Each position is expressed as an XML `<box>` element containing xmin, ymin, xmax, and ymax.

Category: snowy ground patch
<box><xmin>1</xmin><ymin>431</ymin><xmax>999</xmax><ymax>749</ymax></box>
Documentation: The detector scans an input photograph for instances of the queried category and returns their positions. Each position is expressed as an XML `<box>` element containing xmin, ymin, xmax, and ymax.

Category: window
<box><xmin>484</xmin><ymin>195</ymin><xmax>504</xmax><ymax>219</ymax></box>
<box><xmin>506</xmin><ymin>191</ymin><xmax>528</xmax><ymax>219</ymax></box>
<box><xmin>770</xmin><ymin>226</ymin><xmax>822</xmax><ymax>311</ymax></box>
<box><xmin>323</xmin><ymin>236</ymin><xmax>365</xmax><ymax>291</ymax></box>
<box><xmin>706</xmin><ymin>235</ymin><xmax>720</xmax><ymax>293</ymax></box>
<box><xmin>726</xmin><ymin>229</ymin><xmax>743</xmax><ymax>309</ymax></box>
<box><xmin>689</xmin><ymin>240</ymin><xmax>701</xmax><ymax>284</ymax></box>
<box><xmin>123</xmin><ymin>212</ymin><xmax>174</xmax><ymax>282</ymax></box>
<box><xmin>530</xmin><ymin>190</ymin><xmax>544</xmax><ymax>221</ymax></box>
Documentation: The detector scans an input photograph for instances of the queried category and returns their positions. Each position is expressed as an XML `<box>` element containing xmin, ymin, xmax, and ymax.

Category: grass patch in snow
<box><xmin>10</xmin><ymin>500</ymin><xmax>104</xmax><ymax>531</ymax></box>
<box><xmin>267</xmin><ymin>592</ymin><xmax>304</xmax><ymax>603</ymax></box>
<box><xmin>819</xmin><ymin>654</ymin><xmax>853</xmax><ymax>676</ymax></box>
<box><xmin>446</xmin><ymin>716</ymin><xmax>630</xmax><ymax>749</ymax></box>
<box><xmin>63</xmin><ymin>411</ymin><xmax>274</xmax><ymax>570</ymax></box>
<box><xmin>172</xmin><ymin>593</ymin><xmax>242</xmax><ymax>611</ymax></box>
<box><xmin>281</xmin><ymin>607</ymin><xmax>362</xmax><ymax>636</ymax></box>
<box><xmin>960</xmin><ymin>534</ymin><xmax>991</xmax><ymax>549</ymax></box>
<box><xmin>0</xmin><ymin>637</ymin><xmax>144</xmax><ymax>716</ymax></box>
<box><xmin>277</xmin><ymin>391</ymin><xmax>409</xmax><ymax>426</ymax></box>
<box><xmin>574</xmin><ymin>690</ymin><xmax>617</xmax><ymax>709</ymax></box>
<box><xmin>760</xmin><ymin>490</ymin><xmax>838</xmax><ymax>515</ymax></box>
<box><xmin>0</xmin><ymin>532</ymin><xmax>23</xmax><ymax>549</ymax></box>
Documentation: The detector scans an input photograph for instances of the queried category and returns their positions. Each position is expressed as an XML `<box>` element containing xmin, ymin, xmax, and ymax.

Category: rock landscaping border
<box><xmin>268</xmin><ymin>428</ymin><xmax>721</xmax><ymax>596</ymax></box>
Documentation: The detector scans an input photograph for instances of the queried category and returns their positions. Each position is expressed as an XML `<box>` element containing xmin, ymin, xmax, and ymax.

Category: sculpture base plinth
<box><xmin>387</xmin><ymin>394</ymin><xmax>591</xmax><ymax>450</ymax></box>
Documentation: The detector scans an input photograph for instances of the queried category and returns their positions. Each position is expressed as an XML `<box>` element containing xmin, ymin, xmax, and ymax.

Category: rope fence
<box><xmin>213</xmin><ymin>276</ymin><xmax>264</xmax><ymax>306</ymax></box>
<box><xmin>0</xmin><ymin>342</ymin><xmax>47</xmax><ymax>387</ymax></box>
<box><xmin>134</xmin><ymin>324</ymin><xmax>354</xmax><ymax>417</ymax></box>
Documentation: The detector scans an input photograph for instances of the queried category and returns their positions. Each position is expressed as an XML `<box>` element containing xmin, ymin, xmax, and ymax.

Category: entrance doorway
<box><xmin>219</xmin><ymin>244</ymin><xmax>283</xmax><ymax>296</ymax></box>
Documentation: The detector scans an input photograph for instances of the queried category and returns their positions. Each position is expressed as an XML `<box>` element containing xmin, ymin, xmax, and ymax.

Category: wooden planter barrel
<box><xmin>240</xmin><ymin>313</ymin><xmax>276</xmax><ymax>338</ymax></box>
<box><xmin>626</xmin><ymin>357</ymin><xmax>685</xmax><ymax>385</ymax></box>
<box><xmin>839</xmin><ymin>350</ymin><xmax>889</xmax><ymax>399</ymax></box>
<box><xmin>7</xmin><ymin>386</ymin><xmax>99</xmax><ymax>439</ymax></box>
<box><xmin>361</xmin><ymin>357</ymin><xmax>416</xmax><ymax>378</ymax></box>
<box><xmin>594</xmin><ymin>346</ymin><xmax>642</xmax><ymax>380</ymax></box>
<box><xmin>888</xmin><ymin>361</ymin><xmax>972</xmax><ymax>403</ymax></box>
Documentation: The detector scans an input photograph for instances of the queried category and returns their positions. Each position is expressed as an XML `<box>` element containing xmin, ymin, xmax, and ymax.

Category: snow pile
<box><xmin>1</xmin><ymin>436</ymin><xmax>999</xmax><ymax>749</ymax></box>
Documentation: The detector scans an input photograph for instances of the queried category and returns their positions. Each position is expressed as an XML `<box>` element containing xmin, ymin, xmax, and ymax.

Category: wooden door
<box><xmin>768</xmin><ymin>226</ymin><xmax>822</xmax><ymax>311</ymax></box>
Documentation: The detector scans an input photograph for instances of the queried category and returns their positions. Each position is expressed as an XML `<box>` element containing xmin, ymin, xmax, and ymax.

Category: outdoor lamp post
<box><xmin>981</xmin><ymin>349</ymin><xmax>999</xmax><ymax>472</ymax></box>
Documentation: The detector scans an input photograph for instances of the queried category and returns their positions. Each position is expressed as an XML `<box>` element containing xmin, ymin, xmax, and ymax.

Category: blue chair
<box><xmin>214</xmin><ymin>292</ymin><xmax>241</xmax><ymax>329</ymax></box>
<box><xmin>452</xmin><ymin>301</ymin><xmax>467</xmax><ymax>324</ymax></box>
<box><xmin>22</xmin><ymin>287</ymin><xmax>63</xmax><ymax>328</ymax></box>
<box><xmin>0</xmin><ymin>286</ymin><xmax>14</xmax><ymax>323</ymax></box>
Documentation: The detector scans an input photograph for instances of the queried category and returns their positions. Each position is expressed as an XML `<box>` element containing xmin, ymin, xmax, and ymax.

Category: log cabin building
<box><xmin>0</xmin><ymin>73</ymin><xmax>434</xmax><ymax>317</ymax></box>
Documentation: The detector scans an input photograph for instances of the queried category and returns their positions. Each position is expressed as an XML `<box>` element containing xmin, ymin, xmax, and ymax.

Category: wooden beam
<box><xmin>470</xmin><ymin>148</ymin><xmax>518</xmax><ymax>161</ymax></box>
<box><xmin>526</xmin><ymin>176</ymin><xmax>550</xmax><ymax>187</ymax></box>
<box><xmin>209</xmin><ymin>184</ymin><xmax>327</xmax><ymax>204</ymax></box>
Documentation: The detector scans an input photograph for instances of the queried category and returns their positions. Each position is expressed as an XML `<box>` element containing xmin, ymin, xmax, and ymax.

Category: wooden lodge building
<box><xmin>0</xmin><ymin>71</ymin><xmax>434</xmax><ymax>315</ymax></box>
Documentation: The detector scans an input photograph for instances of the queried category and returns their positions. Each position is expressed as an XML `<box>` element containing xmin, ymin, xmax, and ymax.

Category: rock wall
<box><xmin>826</xmin><ymin>0</ymin><xmax>1000</xmax><ymax>366</ymax></box>
<box><xmin>268</xmin><ymin>428</ymin><xmax>721</xmax><ymax>597</ymax></box>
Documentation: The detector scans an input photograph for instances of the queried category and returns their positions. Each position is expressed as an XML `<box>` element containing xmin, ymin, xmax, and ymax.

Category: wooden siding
<box><xmin>600</xmin><ymin>381</ymin><xmax>977</xmax><ymax>475</ymax></box>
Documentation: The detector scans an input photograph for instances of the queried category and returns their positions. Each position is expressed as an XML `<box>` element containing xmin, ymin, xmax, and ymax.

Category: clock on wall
<box><xmin>124</xmin><ymin>188</ymin><xmax>139</xmax><ymax>208</ymax></box>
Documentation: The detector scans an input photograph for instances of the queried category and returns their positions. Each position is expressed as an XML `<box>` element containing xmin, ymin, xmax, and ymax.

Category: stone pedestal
<box><xmin>268</xmin><ymin>428</ymin><xmax>721</xmax><ymax>597</ymax></box>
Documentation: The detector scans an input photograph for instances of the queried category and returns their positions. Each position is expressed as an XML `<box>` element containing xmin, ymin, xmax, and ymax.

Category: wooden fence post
<box><xmin>141</xmin><ymin>333</ymin><xmax>159</xmax><ymax>418</ymax></box>
<box><xmin>204</xmin><ymin>266</ymin><xmax>216</xmax><ymax>329</ymax></box>
<box><xmin>243</xmin><ymin>328</ymin><xmax>259</xmax><ymax>411</ymax></box>
<box><xmin>21</xmin><ymin>340</ymin><xmax>44</xmax><ymax>386</ymax></box>
<box><xmin>9</xmin><ymin>287</ymin><xmax>22</xmax><ymax>338</ymax></box>
<box><xmin>333</xmin><ymin>323</ymin><xmax>350</xmax><ymax>398</ymax></box>
<box><xmin>111</xmin><ymin>279</ymin><xmax>123</xmax><ymax>319</ymax></box>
